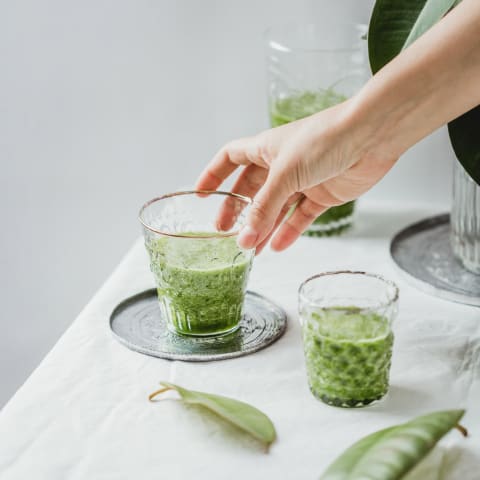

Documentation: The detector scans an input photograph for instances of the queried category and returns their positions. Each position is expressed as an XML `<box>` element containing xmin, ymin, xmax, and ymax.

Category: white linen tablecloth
<box><xmin>1</xmin><ymin>205</ymin><xmax>479</xmax><ymax>480</ymax></box>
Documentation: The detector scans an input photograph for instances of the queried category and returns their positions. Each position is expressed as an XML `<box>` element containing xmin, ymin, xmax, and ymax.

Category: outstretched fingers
<box><xmin>216</xmin><ymin>164</ymin><xmax>268</xmax><ymax>231</ymax></box>
<box><xmin>195</xmin><ymin>136</ymin><xmax>265</xmax><ymax>191</ymax></box>
<box><xmin>271</xmin><ymin>197</ymin><xmax>328</xmax><ymax>251</ymax></box>
<box><xmin>255</xmin><ymin>193</ymin><xmax>304</xmax><ymax>254</ymax></box>
<box><xmin>237</xmin><ymin>174</ymin><xmax>292</xmax><ymax>249</ymax></box>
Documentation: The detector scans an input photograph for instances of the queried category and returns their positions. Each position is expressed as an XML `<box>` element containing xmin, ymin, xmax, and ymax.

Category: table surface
<box><xmin>1</xmin><ymin>205</ymin><xmax>479</xmax><ymax>480</ymax></box>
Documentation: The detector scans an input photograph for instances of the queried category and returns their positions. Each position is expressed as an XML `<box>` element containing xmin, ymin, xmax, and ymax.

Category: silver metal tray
<box><xmin>390</xmin><ymin>214</ymin><xmax>480</xmax><ymax>306</ymax></box>
<box><xmin>110</xmin><ymin>289</ymin><xmax>287</xmax><ymax>361</ymax></box>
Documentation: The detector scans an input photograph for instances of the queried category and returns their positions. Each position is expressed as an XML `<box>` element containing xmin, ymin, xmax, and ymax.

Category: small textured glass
<box><xmin>298</xmin><ymin>271</ymin><xmax>399</xmax><ymax>407</ymax></box>
<box><xmin>139</xmin><ymin>191</ymin><xmax>254</xmax><ymax>337</ymax></box>
<box><xmin>265</xmin><ymin>23</ymin><xmax>369</xmax><ymax>236</ymax></box>
<box><xmin>451</xmin><ymin>161</ymin><xmax>480</xmax><ymax>274</ymax></box>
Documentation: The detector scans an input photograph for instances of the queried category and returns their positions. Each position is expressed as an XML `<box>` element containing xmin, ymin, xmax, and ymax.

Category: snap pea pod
<box><xmin>149</xmin><ymin>382</ymin><xmax>276</xmax><ymax>450</ymax></box>
<box><xmin>319</xmin><ymin>410</ymin><xmax>467</xmax><ymax>480</ymax></box>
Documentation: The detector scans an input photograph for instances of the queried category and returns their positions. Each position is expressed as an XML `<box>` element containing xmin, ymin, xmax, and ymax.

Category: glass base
<box><xmin>303</xmin><ymin>201</ymin><xmax>355</xmax><ymax>237</ymax></box>
<box><xmin>166</xmin><ymin>322</ymin><xmax>240</xmax><ymax>338</ymax></box>
<box><xmin>310</xmin><ymin>387</ymin><xmax>387</xmax><ymax>408</ymax></box>
<box><xmin>303</xmin><ymin>218</ymin><xmax>353</xmax><ymax>237</ymax></box>
<box><xmin>452</xmin><ymin>251</ymin><xmax>480</xmax><ymax>274</ymax></box>
<box><xmin>451</xmin><ymin>234</ymin><xmax>480</xmax><ymax>274</ymax></box>
<box><xmin>159</xmin><ymin>295</ymin><xmax>243</xmax><ymax>337</ymax></box>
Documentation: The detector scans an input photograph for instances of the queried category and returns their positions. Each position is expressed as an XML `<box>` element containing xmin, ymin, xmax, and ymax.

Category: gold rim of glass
<box><xmin>298</xmin><ymin>270</ymin><xmax>399</xmax><ymax>310</ymax></box>
<box><xmin>138</xmin><ymin>190</ymin><xmax>252</xmax><ymax>239</ymax></box>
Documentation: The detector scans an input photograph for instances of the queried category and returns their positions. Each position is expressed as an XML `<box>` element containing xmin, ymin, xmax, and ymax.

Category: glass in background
<box><xmin>265</xmin><ymin>23</ymin><xmax>369</xmax><ymax>236</ymax></box>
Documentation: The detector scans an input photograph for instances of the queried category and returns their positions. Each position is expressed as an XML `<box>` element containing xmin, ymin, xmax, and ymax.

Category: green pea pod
<box><xmin>149</xmin><ymin>381</ymin><xmax>276</xmax><ymax>449</ymax></box>
<box><xmin>319</xmin><ymin>410</ymin><xmax>466</xmax><ymax>480</ymax></box>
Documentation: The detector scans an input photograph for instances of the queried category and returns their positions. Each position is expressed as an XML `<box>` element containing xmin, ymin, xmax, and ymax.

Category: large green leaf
<box><xmin>149</xmin><ymin>381</ymin><xmax>277</xmax><ymax>449</ymax></box>
<box><xmin>448</xmin><ymin>107</ymin><xmax>480</xmax><ymax>183</ymax></box>
<box><xmin>368</xmin><ymin>0</ymin><xmax>480</xmax><ymax>185</ymax></box>
<box><xmin>368</xmin><ymin>0</ymin><xmax>457</xmax><ymax>74</ymax></box>
<box><xmin>319</xmin><ymin>410</ymin><xmax>466</xmax><ymax>480</ymax></box>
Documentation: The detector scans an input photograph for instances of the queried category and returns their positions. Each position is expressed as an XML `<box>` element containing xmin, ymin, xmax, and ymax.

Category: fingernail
<box><xmin>237</xmin><ymin>225</ymin><xmax>258</xmax><ymax>249</ymax></box>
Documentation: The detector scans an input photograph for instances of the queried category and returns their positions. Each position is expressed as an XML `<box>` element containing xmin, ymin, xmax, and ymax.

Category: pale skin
<box><xmin>196</xmin><ymin>0</ymin><xmax>480</xmax><ymax>253</ymax></box>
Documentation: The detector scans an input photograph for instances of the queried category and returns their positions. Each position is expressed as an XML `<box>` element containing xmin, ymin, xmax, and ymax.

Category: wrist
<box><xmin>341</xmin><ymin>93</ymin><xmax>403</xmax><ymax>168</ymax></box>
<box><xmin>345</xmin><ymin>0</ymin><xmax>480</xmax><ymax>168</ymax></box>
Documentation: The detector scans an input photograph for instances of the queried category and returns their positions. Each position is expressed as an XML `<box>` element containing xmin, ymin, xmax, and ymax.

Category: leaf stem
<box><xmin>148</xmin><ymin>386</ymin><xmax>172</xmax><ymax>402</ymax></box>
<box><xmin>455</xmin><ymin>424</ymin><xmax>468</xmax><ymax>437</ymax></box>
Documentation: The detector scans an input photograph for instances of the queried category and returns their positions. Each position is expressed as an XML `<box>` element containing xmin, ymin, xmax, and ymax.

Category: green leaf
<box><xmin>319</xmin><ymin>410</ymin><xmax>466</xmax><ymax>480</ymax></box>
<box><xmin>449</xmin><ymin>107</ymin><xmax>480</xmax><ymax>184</ymax></box>
<box><xmin>402</xmin><ymin>0</ymin><xmax>458</xmax><ymax>50</ymax></box>
<box><xmin>368</xmin><ymin>0</ymin><xmax>479</xmax><ymax>184</ymax></box>
<box><xmin>149</xmin><ymin>381</ymin><xmax>277</xmax><ymax>449</ymax></box>
<box><xmin>368</xmin><ymin>0</ymin><xmax>458</xmax><ymax>74</ymax></box>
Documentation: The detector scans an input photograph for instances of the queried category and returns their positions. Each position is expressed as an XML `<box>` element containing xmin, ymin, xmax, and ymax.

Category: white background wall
<box><xmin>0</xmin><ymin>0</ymin><xmax>452</xmax><ymax>407</ymax></box>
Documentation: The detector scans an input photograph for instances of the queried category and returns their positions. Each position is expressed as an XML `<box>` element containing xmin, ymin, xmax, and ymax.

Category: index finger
<box><xmin>195</xmin><ymin>135</ymin><xmax>263</xmax><ymax>191</ymax></box>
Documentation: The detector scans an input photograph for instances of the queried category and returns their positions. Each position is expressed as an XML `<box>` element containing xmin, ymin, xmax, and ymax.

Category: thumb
<box><xmin>237</xmin><ymin>174</ymin><xmax>290</xmax><ymax>249</ymax></box>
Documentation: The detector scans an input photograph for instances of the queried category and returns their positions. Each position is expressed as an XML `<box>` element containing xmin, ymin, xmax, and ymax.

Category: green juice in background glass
<box><xmin>269</xmin><ymin>89</ymin><xmax>355</xmax><ymax>236</ymax></box>
<box><xmin>265</xmin><ymin>23</ymin><xmax>368</xmax><ymax>235</ymax></box>
<box><xmin>269</xmin><ymin>89</ymin><xmax>346</xmax><ymax>127</ymax></box>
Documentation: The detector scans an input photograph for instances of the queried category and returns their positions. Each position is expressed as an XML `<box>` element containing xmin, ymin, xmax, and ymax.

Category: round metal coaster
<box><xmin>110</xmin><ymin>289</ymin><xmax>287</xmax><ymax>361</ymax></box>
<box><xmin>390</xmin><ymin>214</ymin><xmax>480</xmax><ymax>307</ymax></box>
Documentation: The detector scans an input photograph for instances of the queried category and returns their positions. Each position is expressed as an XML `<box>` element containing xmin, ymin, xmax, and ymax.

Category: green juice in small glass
<box><xmin>270</xmin><ymin>90</ymin><xmax>355</xmax><ymax>236</ymax></box>
<box><xmin>146</xmin><ymin>234</ymin><xmax>253</xmax><ymax>336</ymax></box>
<box><xmin>302</xmin><ymin>308</ymin><xmax>393</xmax><ymax>407</ymax></box>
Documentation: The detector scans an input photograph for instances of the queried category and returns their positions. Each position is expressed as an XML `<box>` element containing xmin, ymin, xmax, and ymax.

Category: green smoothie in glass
<box><xmin>269</xmin><ymin>89</ymin><xmax>347</xmax><ymax>127</ymax></box>
<box><xmin>303</xmin><ymin>308</ymin><xmax>393</xmax><ymax>407</ymax></box>
<box><xmin>146</xmin><ymin>234</ymin><xmax>253</xmax><ymax>336</ymax></box>
<box><xmin>269</xmin><ymin>89</ymin><xmax>355</xmax><ymax>236</ymax></box>
<box><xmin>299</xmin><ymin>271</ymin><xmax>398</xmax><ymax>407</ymax></box>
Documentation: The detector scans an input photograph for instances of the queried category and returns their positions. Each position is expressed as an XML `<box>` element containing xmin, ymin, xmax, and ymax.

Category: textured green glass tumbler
<box><xmin>299</xmin><ymin>271</ymin><xmax>399</xmax><ymax>407</ymax></box>
<box><xmin>139</xmin><ymin>191</ymin><xmax>254</xmax><ymax>337</ymax></box>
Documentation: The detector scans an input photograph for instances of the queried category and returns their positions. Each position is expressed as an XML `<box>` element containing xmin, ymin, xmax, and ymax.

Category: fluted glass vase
<box><xmin>451</xmin><ymin>161</ymin><xmax>480</xmax><ymax>274</ymax></box>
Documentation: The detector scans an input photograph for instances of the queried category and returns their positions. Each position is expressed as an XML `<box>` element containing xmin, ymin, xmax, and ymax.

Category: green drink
<box><xmin>139</xmin><ymin>191</ymin><xmax>255</xmax><ymax>337</ymax></box>
<box><xmin>303</xmin><ymin>309</ymin><xmax>393</xmax><ymax>407</ymax></box>
<box><xmin>146</xmin><ymin>235</ymin><xmax>252</xmax><ymax>336</ymax></box>
<box><xmin>298</xmin><ymin>271</ymin><xmax>398</xmax><ymax>408</ymax></box>
<box><xmin>269</xmin><ymin>90</ymin><xmax>355</xmax><ymax>236</ymax></box>
<box><xmin>269</xmin><ymin>89</ymin><xmax>347</xmax><ymax>127</ymax></box>
<box><xmin>265</xmin><ymin>23</ymin><xmax>368</xmax><ymax>236</ymax></box>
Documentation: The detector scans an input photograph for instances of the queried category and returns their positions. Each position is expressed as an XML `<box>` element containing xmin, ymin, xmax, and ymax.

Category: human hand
<box><xmin>196</xmin><ymin>100</ymin><xmax>398</xmax><ymax>253</ymax></box>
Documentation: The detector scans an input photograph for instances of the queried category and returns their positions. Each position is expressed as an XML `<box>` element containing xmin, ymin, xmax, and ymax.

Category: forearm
<box><xmin>349</xmin><ymin>0</ymin><xmax>480</xmax><ymax>162</ymax></box>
